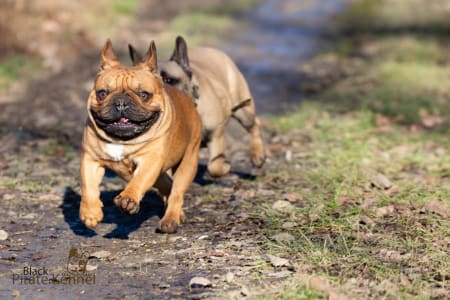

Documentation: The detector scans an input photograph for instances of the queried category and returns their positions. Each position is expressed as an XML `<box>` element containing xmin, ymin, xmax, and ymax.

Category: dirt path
<box><xmin>0</xmin><ymin>1</ymin><xmax>348</xmax><ymax>299</ymax></box>
<box><xmin>224</xmin><ymin>0</ymin><xmax>347</xmax><ymax>113</ymax></box>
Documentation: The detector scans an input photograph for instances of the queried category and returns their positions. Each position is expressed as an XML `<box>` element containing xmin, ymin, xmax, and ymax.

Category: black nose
<box><xmin>114</xmin><ymin>96</ymin><xmax>130</xmax><ymax>113</ymax></box>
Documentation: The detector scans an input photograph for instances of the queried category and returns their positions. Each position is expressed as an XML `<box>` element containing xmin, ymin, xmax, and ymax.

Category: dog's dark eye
<box><xmin>139</xmin><ymin>91</ymin><xmax>153</xmax><ymax>101</ymax></box>
<box><xmin>163</xmin><ymin>77</ymin><xmax>179</xmax><ymax>85</ymax></box>
<box><xmin>96</xmin><ymin>89</ymin><xmax>108</xmax><ymax>101</ymax></box>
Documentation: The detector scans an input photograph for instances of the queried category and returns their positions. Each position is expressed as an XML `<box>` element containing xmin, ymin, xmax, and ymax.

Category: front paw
<box><xmin>159</xmin><ymin>210</ymin><xmax>185</xmax><ymax>234</ymax></box>
<box><xmin>80</xmin><ymin>200</ymin><xmax>103</xmax><ymax>228</ymax></box>
<box><xmin>114</xmin><ymin>194</ymin><xmax>140</xmax><ymax>214</ymax></box>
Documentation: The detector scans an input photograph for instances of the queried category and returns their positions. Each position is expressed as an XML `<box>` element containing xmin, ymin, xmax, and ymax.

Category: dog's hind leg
<box><xmin>159</xmin><ymin>143</ymin><xmax>200</xmax><ymax>234</ymax></box>
<box><xmin>231</xmin><ymin>99</ymin><xmax>266</xmax><ymax>168</ymax></box>
<box><xmin>154</xmin><ymin>172</ymin><xmax>173</xmax><ymax>206</ymax></box>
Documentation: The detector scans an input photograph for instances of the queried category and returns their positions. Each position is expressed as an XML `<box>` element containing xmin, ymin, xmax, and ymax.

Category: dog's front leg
<box><xmin>206</xmin><ymin>126</ymin><xmax>231</xmax><ymax>177</ymax></box>
<box><xmin>113</xmin><ymin>155</ymin><xmax>163</xmax><ymax>215</ymax></box>
<box><xmin>80</xmin><ymin>153</ymin><xmax>105</xmax><ymax>228</ymax></box>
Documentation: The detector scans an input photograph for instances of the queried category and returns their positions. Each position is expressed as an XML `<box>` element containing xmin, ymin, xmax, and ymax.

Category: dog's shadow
<box><xmin>62</xmin><ymin>164</ymin><xmax>256</xmax><ymax>239</ymax></box>
<box><xmin>194</xmin><ymin>163</ymin><xmax>256</xmax><ymax>186</ymax></box>
<box><xmin>61</xmin><ymin>186</ymin><xmax>165</xmax><ymax>240</ymax></box>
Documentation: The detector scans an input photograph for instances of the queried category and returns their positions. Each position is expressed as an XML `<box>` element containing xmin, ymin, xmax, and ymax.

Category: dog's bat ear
<box><xmin>128</xmin><ymin>44</ymin><xmax>143</xmax><ymax>66</ymax></box>
<box><xmin>101</xmin><ymin>39</ymin><xmax>120</xmax><ymax>70</ymax></box>
<box><xmin>170</xmin><ymin>36</ymin><xmax>192</xmax><ymax>78</ymax></box>
<box><xmin>143</xmin><ymin>40</ymin><xmax>158</xmax><ymax>73</ymax></box>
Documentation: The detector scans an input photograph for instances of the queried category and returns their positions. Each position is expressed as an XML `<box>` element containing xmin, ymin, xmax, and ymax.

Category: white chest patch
<box><xmin>105</xmin><ymin>143</ymin><xmax>125</xmax><ymax>161</ymax></box>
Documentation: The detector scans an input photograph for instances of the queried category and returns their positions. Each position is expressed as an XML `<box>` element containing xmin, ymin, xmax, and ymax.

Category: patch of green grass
<box><xmin>258</xmin><ymin>104</ymin><xmax>449</xmax><ymax>298</ymax></box>
<box><xmin>4</xmin><ymin>178</ymin><xmax>49</xmax><ymax>193</ymax></box>
<box><xmin>254</xmin><ymin>0</ymin><xmax>450</xmax><ymax>298</ymax></box>
<box><xmin>340</xmin><ymin>0</ymin><xmax>450</xmax><ymax>32</ymax></box>
<box><xmin>317</xmin><ymin>37</ymin><xmax>450</xmax><ymax>125</ymax></box>
<box><xmin>252</xmin><ymin>286</ymin><xmax>325</xmax><ymax>300</ymax></box>
<box><xmin>113</xmin><ymin>0</ymin><xmax>139</xmax><ymax>16</ymax></box>
<box><xmin>0</xmin><ymin>55</ymin><xmax>41</xmax><ymax>91</ymax></box>
<box><xmin>203</xmin><ymin>0</ymin><xmax>263</xmax><ymax>15</ymax></box>
<box><xmin>169</xmin><ymin>12</ymin><xmax>237</xmax><ymax>46</ymax></box>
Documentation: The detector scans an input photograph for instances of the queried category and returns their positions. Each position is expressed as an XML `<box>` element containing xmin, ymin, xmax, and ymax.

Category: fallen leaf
<box><xmin>271</xmin><ymin>232</ymin><xmax>295</xmax><ymax>243</ymax></box>
<box><xmin>375</xmin><ymin>205</ymin><xmax>395</xmax><ymax>217</ymax></box>
<box><xmin>374</xmin><ymin>114</ymin><xmax>392</xmax><ymax>128</ymax></box>
<box><xmin>421</xmin><ymin>114</ymin><xmax>444</xmax><ymax>128</ymax></box>
<box><xmin>282</xmin><ymin>192</ymin><xmax>301</xmax><ymax>203</ymax></box>
<box><xmin>90</xmin><ymin>250</ymin><xmax>111</xmax><ymax>259</ymax></box>
<box><xmin>308</xmin><ymin>276</ymin><xmax>330</xmax><ymax>292</ymax></box>
<box><xmin>0</xmin><ymin>230</ymin><xmax>8</xmax><ymax>241</ymax></box>
<box><xmin>267</xmin><ymin>254</ymin><xmax>289</xmax><ymax>267</ymax></box>
<box><xmin>281</xmin><ymin>221</ymin><xmax>298</xmax><ymax>229</ymax></box>
<box><xmin>337</xmin><ymin>197</ymin><xmax>360</xmax><ymax>206</ymax></box>
<box><xmin>377</xmin><ymin>249</ymin><xmax>411</xmax><ymax>263</ymax></box>
<box><xmin>422</xmin><ymin>200</ymin><xmax>449</xmax><ymax>218</ymax></box>
<box><xmin>371</xmin><ymin>174</ymin><xmax>392</xmax><ymax>189</ymax></box>
<box><xmin>328</xmin><ymin>291</ymin><xmax>349</xmax><ymax>300</ymax></box>
<box><xmin>189</xmin><ymin>277</ymin><xmax>212</xmax><ymax>288</ymax></box>
<box><xmin>272</xmin><ymin>200</ymin><xmax>294</xmax><ymax>213</ymax></box>
<box><xmin>225</xmin><ymin>272</ymin><xmax>234</xmax><ymax>283</ymax></box>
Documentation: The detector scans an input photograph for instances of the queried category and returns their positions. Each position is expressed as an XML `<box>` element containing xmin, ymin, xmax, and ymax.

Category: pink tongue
<box><xmin>119</xmin><ymin>117</ymin><xmax>129</xmax><ymax>123</ymax></box>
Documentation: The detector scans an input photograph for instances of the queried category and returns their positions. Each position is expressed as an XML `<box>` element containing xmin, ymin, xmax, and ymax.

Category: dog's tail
<box><xmin>231</xmin><ymin>98</ymin><xmax>252</xmax><ymax>113</ymax></box>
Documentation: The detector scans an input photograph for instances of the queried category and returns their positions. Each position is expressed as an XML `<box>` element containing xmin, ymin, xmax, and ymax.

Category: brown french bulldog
<box><xmin>129</xmin><ymin>36</ymin><xmax>265</xmax><ymax>177</ymax></box>
<box><xmin>80</xmin><ymin>39</ymin><xmax>202</xmax><ymax>233</ymax></box>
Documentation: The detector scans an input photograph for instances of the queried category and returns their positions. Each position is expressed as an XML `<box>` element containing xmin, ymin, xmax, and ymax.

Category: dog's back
<box><xmin>188</xmin><ymin>47</ymin><xmax>252</xmax><ymax>109</ymax></box>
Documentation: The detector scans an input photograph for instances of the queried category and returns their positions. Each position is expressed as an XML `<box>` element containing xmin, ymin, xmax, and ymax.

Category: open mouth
<box><xmin>92</xmin><ymin>111</ymin><xmax>161</xmax><ymax>140</ymax></box>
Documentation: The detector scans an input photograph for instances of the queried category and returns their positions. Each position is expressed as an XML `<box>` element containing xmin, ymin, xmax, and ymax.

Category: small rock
<box><xmin>281</xmin><ymin>221</ymin><xmax>298</xmax><ymax>229</ymax></box>
<box><xmin>377</xmin><ymin>249</ymin><xmax>411</xmax><ymax>263</ymax></box>
<box><xmin>272</xmin><ymin>200</ymin><xmax>294</xmax><ymax>213</ymax></box>
<box><xmin>258</xmin><ymin>189</ymin><xmax>276</xmax><ymax>196</ymax></box>
<box><xmin>271</xmin><ymin>232</ymin><xmax>295</xmax><ymax>243</ymax></box>
<box><xmin>198</xmin><ymin>235</ymin><xmax>209</xmax><ymax>240</ymax></box>
<box><xmin>85</xmin><ymin>264</ymin><xmax>97</xmax><ymax>271</ymax></box>
<box><xmin>375</xmin><ymin>205</ymin><xmax>395</xmax><ymax>217</ymax></box>
<box><xmin>189</xmin><ymin>277</ymin><xmax>212</xmax><ymax>288</ymax></box>
<box><xmin>90</xmin><ymin>250</ymin><xmax>111</xmax><ymax>259</ymax></box>
<box><xmin>159</xmin><ymin>283</ymin><xmax>170</xmax><ymax>289</ymax></box>
<box><xmin>282</xmin><ymin>192</ymin><xmax>301</xmax><ymax>203</ymax></box>
<box><xmin>0</xmin><ymin>230</ymin><xmax>8</xmax><ymax>241</ymax></box>
<box><xmin>168</xmin><ymin>236</ymin><xmax>182</xmax><ymax>242</ymax></box>
<box><xmin>371</xmin><ymin>174</ymin><xmax>392</xmax><ymax>189</ymax></box>
<box><xmin>3</xmin><ymin>194</ymin><xmax>14</xmax><ymax>201</ymax></box>
<box><xmin>285</xmin><ymin>150</ymin><xmax>292</xmax><ymax>161</ymax></box>
<box><xmin>267</xmin><ymin>254</ymin><xmax>289</xmax><ymax>267</ymax></box>
<box><xmin>225</xmin><ymin>272</ymin><xmax>234</xmax><ymax>283</ymax></box>
<box><xmin>240</xmin><ymin>286</ymin><xmax>250</xmax><ymax>297</ymax></box>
